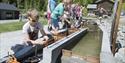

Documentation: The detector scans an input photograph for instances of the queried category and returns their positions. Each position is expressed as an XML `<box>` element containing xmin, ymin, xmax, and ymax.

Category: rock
<box><xmin>117</xmin><ymin>31</ymin><xmax>124</xmax><ymax>38</ymax></box>
<box><xmin>115</xmin><ymin>48</ymin><xmax>125</xmax><ymax>63</ymax></box>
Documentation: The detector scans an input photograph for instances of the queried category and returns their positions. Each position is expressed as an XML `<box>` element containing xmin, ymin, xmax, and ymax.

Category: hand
<box><xmin>59</xmin><ymin>16</ymin><xmax>63</xmax><ymax>20</ymax></box>
<box><xmin>43</xmin><ymin>36</ymin><xmax>49</xmax><ymax>41</ymax></box>
<box><xmin>26</xmin><ymin>40</ymin><xmax>35</xmax><ymax>46</ymax></box>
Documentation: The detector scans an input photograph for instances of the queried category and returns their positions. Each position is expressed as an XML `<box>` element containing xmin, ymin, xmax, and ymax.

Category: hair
<box><xmin>63</xmin><ymin>0</ymin><xmax>72</xmax><ymax>4</ymax></box>
<box><xmin>27</xmin><ymin>8</ymin><xmax>39</xmax><ymax>20</ymax></box>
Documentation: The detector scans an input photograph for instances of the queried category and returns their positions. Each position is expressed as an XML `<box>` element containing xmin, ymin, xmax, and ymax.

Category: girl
<box><xmin>50</xmin><ymin>0</ymin><xmax>72</xmax><ymax>35</ymax></box>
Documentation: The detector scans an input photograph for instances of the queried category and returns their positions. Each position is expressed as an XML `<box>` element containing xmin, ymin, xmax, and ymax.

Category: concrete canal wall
<box><xmin>40</xmin><ymin>28</ymin><xmax>88</xmax><ymax>63</ymax></box>
<box><xmin>95</xmin><ymin>19</ymin><xmax>116</xmax><ymax>63</ymax></box>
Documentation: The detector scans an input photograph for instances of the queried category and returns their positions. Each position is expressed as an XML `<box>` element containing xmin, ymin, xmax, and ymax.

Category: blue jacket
<box><xmin>51</xmin><ymin>3</ymin><xmax>64</xmax><ymax>19</ymax></box>
<box><xmin>49</xmin><ymin>0</ymin><xmax>57</xmax><ymax>12</ymax></box>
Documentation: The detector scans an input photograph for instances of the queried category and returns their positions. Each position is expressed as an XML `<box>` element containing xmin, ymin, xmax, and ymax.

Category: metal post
<box><xmin>112</xmin><ymin>0</ymin><xmax>123</xmax><ymax>55</ymax></box>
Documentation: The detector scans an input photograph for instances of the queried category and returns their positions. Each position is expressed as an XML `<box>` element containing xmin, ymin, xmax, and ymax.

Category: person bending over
<box><xmin>23</xmin><ymin>9</ymin><xmax>49</xmax><ymax>45</ymax></box>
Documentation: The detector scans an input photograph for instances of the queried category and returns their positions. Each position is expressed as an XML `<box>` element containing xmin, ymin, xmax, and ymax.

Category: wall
<box><xmin>0</xmin><ymin>10</ymin><xmax>19</xmax><ymax>20</ymax></box>
<box><xmin>41</xmin><ymin>28</ymin><xmax>88</xmax><ymax>63</ymax></box>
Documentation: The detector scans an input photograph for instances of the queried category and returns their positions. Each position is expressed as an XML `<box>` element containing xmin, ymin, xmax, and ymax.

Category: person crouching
<box><xmin>23</xmin><ymin>9</ymin><xmax>49</xmax><ymax>45</ymax></box>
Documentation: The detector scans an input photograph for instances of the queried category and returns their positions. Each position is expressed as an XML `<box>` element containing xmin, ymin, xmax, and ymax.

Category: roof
<box><xmin>95</xmin><ymin>0</ymin><xmax>114</xmax><ymax>4</ymax></box>
<box><xmin>0</xmin><ymin>3</ymin><xmax>18</xmax><ymax>11</ymax></box>
<box><xmin>87</xmin><ymin>4</ymin><xmax>97</xmax><ymax>9</ymax></box>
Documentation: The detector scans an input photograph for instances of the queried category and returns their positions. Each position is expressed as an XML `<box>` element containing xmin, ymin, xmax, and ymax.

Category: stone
<box><xmin>115</xmin><ymin>48</ymin><xmax>125</xmax><ymax>63</ymax></box>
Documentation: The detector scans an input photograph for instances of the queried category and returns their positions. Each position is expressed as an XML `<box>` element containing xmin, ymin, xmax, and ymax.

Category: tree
<box><xmin>73</xmin><ymin>0</ymin><xmax>94</xmax><ymax>6</ymax></box>
<box><xmin>1</xmin><ymin>0</ymin><xmax>97</xmax><ymax>13</ymax></box>
<box><xmin>2</xmin><ymin>0</ymin><xmax>9</xmax><ymax>3</ymax></box>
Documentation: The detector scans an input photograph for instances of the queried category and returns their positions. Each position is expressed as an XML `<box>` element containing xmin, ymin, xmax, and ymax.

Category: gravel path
<box><xmin>0</xmin><ymin>25</ymin><xmax>50</xmax><ymax>59</ymax></box>
<box><xmin>0</xmin><ymin>30</ymin><xmax>23</xmax><ymax>59</ymax></box>
<box><xmin>0</xmin><ymin>20</ymin><xmax>19</xmax><ymax>24</ymax></box>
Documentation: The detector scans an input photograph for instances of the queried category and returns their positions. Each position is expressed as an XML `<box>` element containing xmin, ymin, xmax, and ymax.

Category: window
<box><xmin>6</xmin><ymin>11</ymin><xmax>13</xmax><ymax>19</ymax></box>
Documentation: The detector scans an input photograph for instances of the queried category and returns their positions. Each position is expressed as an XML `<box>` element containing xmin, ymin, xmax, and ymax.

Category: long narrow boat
<box><xmin>0</xmin><ymin>28</ymin><xmax>88</xmax><ymax>63</ymax></box>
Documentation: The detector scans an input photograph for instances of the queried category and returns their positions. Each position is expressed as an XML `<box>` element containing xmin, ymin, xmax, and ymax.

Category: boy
<box><xmin>23</xmin><ymin>9</ymin><xmax>49</xmax><ymax>45</ymax></box>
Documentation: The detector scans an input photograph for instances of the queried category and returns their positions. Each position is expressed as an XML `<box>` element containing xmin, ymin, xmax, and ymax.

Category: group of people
<box><xmin>8</xmin><ymin>0</ymin><xmax>112</xmax><ymax>62</ymax></box>
<box><xmin>20</xmin><ymin>0</ymin><xmax>88</xmax><ymax>47</ymax></box>
<box><xmin>22</xmin><ymin>0</ymin><xmax>73</xmax><ymax>46</ymax></box>
<box><xmin>46</xmin><ymin>0</ymin><xmax>85</xmax><ymax>34</ymax></box>
<box><xmin>12</xmin><ymin>0</ymin><xmax>85</xmax><ymax>62</ymax></box>
<box><xmin>21</xmin><ymin>0</ymin><xmax>110</xmax><ymax>47</ymax></box>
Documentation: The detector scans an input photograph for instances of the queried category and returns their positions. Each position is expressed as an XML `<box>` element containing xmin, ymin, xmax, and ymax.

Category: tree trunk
<box><xmin>24</xmin><ymin>0</ymin><xmax>28</xmax><ymax>11</ymax></box>
<box><xmin>2</xmin><ymin>0</ymin><xmax>9</xmax><ymax>3</ymax></box>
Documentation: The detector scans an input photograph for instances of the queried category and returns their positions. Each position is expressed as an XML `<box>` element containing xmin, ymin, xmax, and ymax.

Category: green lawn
<box><xmin>0</xmin><ymin>17</ymin><xmax>47</xmax><ymax>33</ymax></box>
<box><xmin>123</xmin><ymin>3</ymin><xmax>125</xmax><ymax>11</ymax></box>
<box><xmin>0</xmin><ymin>22</ymin><xmax>24</xmax><ymax>33</ymax></box>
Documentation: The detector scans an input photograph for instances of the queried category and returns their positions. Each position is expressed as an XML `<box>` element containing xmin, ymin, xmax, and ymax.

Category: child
<box><xmin>23</xmin><ymin>9</ymin><xmax>49</xmax><ymax>45</ymax></box>
<box><xmin>47</xmin><ymin>0</ymin><xmax>57</xmax><ymax>30</ymax></box>
<box><xmin>50</xmin><ymin>0</ymin><xmax>72</xmax><ymax>35</ymax></box>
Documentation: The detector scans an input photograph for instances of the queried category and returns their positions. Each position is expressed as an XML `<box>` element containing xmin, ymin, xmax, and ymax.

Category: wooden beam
<box><xmin>112</xmin><ymin>0</ymin><xmax>123</xmax><ymax>55</ymax></box>
<box><xmin>110</xmin><ymin>0</ymin><xmax>118</xmax><ymax>44</ymax></box>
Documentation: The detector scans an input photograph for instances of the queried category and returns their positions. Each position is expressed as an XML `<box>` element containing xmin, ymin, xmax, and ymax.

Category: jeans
<box><xmin>51</xmin><ymin>18</ymin><xmax>59</xmax><ymax>30</ymax></box>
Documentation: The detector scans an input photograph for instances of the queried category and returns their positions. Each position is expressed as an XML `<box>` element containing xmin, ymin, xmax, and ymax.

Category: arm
<box><xmin>23</xmin><ymin>33</ymin><xmax>31</xmax><ymax>42</ymax></box>
<box><xmin>39</xmin><ymin>23</ymin><xmax>49</xmax><ymax>41</ymax></box>
<box><xmin>40</xmin><ymin>28</ymin><xmax>47</xmax><ymax>36</ymax></box>
<box><xmin>32</xmin><ymin>38</ymin><xmax>47</xmax><ymax>45</ymax></box>
<box><xmin>32</xmin><ymin>28</ymin><xmax>49</xmax><ymax>45</ymax></box>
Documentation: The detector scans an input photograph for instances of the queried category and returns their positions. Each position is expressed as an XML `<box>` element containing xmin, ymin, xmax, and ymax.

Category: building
<box><xmin>0</xmin><ymin>3</ymin><xmax>19</xmax><ymax>20</ymax></box>
<box><xmin>87</xmin><ymin>4</ymin><xmax>97</xmax><ymax>13</ymax></box>
<box><xmin>87</xmin><ymin>4</ymin><xmax>97</xmax><ymax>16</ymax></box>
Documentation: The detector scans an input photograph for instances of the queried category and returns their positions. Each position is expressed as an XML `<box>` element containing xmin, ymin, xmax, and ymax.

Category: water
<box><xmin>72</xmin><ymin>24</ymin><xmax>102</xmax><ymax>57</ymax></box>
<box><xmin>62</xmin><ymin>24</ymin><xmax>102</xmax><ymax>63</ymax></box>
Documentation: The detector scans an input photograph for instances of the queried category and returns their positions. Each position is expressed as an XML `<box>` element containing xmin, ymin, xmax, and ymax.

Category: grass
<box><xmin>0</xmin><ymin>17</ymin><xmax>47</xmax><ymax>33</ymax></box>
<box><xmin>39</xmin><ymin>17</ymin><xmax>48</xmax><ymax>25</ymax></box>
<box><xmin>122</xmin><ymin>3</ymin><xmax>125</xmax><ymax>11</ymax></box>
<box><xmin>0</xmin><ymin>21</ymin><xmax>24</xmax><ymax>33</ymax></box>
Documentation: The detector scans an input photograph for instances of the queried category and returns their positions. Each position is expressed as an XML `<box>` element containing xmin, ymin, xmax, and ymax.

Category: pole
<box><xmin>110</xmin><ymin>0</ymin><xmax>118</xmax><ymax>54</ymax></box>
<box><xmin>112</xmin><ymin>0</ymin><xmax>123</xmax><ymax>55</ymax></box>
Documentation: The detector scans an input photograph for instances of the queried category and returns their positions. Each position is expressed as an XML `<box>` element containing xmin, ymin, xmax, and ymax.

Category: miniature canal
<box><xmin>62</xmin><ymin>23</ymin><xmax>102</xmax><ymax>63</ymax></box>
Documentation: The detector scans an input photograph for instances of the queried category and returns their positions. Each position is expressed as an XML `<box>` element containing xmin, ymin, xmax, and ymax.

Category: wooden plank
<box><xmin>110</xmin><ymin>0</ymin><xmax>118</xmax><ymax>44</ymax></box>
<box><xmin>112</xmin><ymin>0</ymin><xmax>123</xmax><ymax>55</ymax></box>
<box><xmin>110</xmin><ymin>0</ymin><xmax>119</xmax><ymax>55</ymax></box>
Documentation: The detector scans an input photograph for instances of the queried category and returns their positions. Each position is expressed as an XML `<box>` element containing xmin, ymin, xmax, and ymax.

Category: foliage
<box><xmin>73</xmin><ymin>0</ymin><xmax>94</xmax><ymax>6</ymax></box>
<box><xmin>0</xmin><ymin>17</ymin><xmax>47</xmax><ymax>33</ymax></box>
<box><xmin>0</xmin><ymin>0</ymin><xmax>97</xmax><ymax>13</ymax></box>
<box><xmin>123</xmin><ymin>3</ymin><xmax>125</xmax><ymax>11</ymax></box>
<box><xmin>82</xmin><ymin>7</ymin><xmax>88</xmax><ymax>16</ymax></box>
